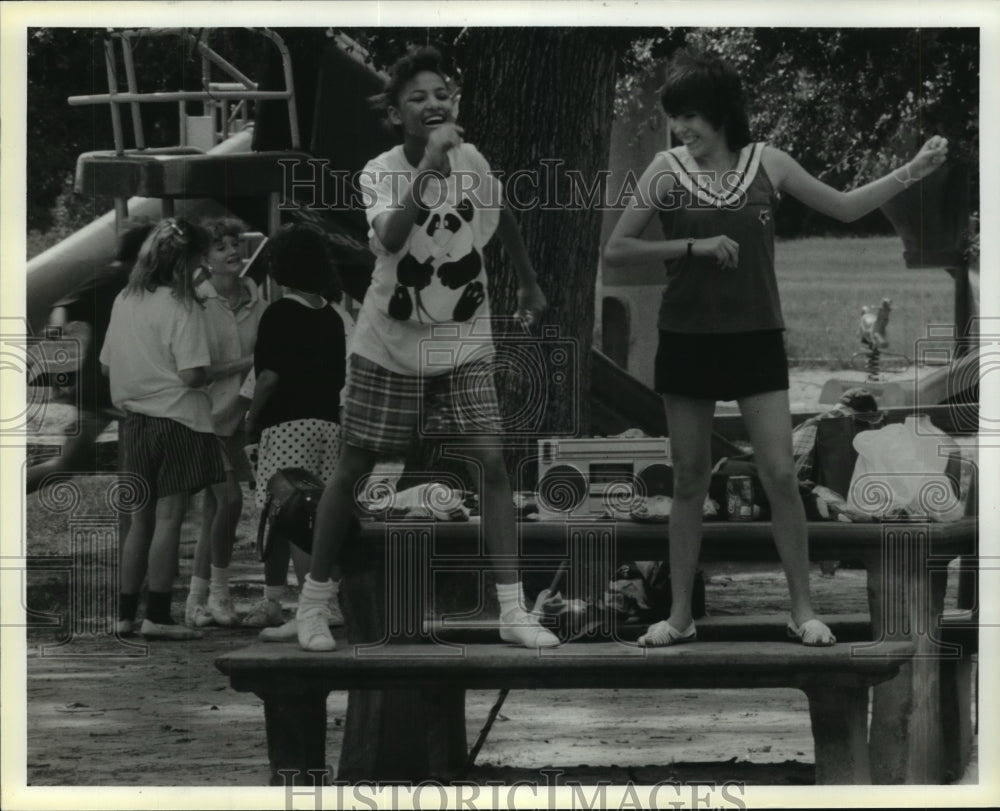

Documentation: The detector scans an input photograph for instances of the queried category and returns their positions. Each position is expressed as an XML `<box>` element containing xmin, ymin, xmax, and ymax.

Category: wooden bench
<box><xmin>215</xmin><ymin>515</ymin><xmax>975</xmax><ymax>785</ymax></box>
<box><xmin>428</xmin><ymin>605</ymin><xmax>979</xmax><ymax>780</ymax></box>
<box><xmin>215</xmin><ymin>637</ymin><xmax>914</xmax><ymax>786</ymax></box>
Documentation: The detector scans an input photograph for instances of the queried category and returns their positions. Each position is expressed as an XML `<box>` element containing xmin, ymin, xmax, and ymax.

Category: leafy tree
<box><xmin>607</xmin><ymin>27</ymin><xmax>978</xmax><ymax>236</ymax></box>
<box><xmin>456</xmin><ymin>28</ymin><xmax>624</xmax><ymax>444</ymax></box>
<box><xmin>29</xmin><ymin>26</ymin><xmax>977</xmax><ymax>241</ymax></box>
<box><xmin>685</xmin><ymin>27</ymin><xmax>979</xmax><ymax>235</ymax></box>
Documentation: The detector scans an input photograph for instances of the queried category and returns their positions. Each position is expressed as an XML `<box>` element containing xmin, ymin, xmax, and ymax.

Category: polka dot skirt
<box><xmin>254</xmin><ymin>418</ymin><xmax>343</xmax><ymax>510</ymax></box>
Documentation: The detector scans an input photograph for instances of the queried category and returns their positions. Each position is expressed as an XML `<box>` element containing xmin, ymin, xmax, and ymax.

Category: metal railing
<box><xmin>67</xmin><ymin>27</ymin><xmax>299</xmax><ymax>154</ymax></box>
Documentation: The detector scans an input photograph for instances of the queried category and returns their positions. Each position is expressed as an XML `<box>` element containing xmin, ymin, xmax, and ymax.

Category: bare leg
<box><xmin>194</xmin><ymin>474</ymin><xmax>241</xmax><ymax>580</ymax></box>
<box><xmin>290</xmin><ymin>545</ymin><xmax>310</xmax><ymax>586</ymax></box>
<box><xmin>738</xmin><ymin>390</ymin><xmax>827</xmax><ymax>634</ymax></box>
<box><xmin>458</xmin><ymin>442</ymin><xmax>517</xmax><ymax>586</ymax></box>
<box><xmin>308</xmin><ymin>443</ymin><xmax>378</xmax><ymax>583</ymax></box>
<box><xmin>457</xmin><ymin>440</ymin><xmax>558</xmax><ymax>647</ymax></box>
<box><xmin>194</xmin><ymin>488</ymin><xmax>215</xmax><ymax>581</ymax></box>
<box><xmin>121</xmin><ymin>501</ymin><xmax>155</xmax><ymax>594</ymax></box>
<box><xmin>210</xmin><ymin>473</ymin><xmax>241</xmax><ymax>570</ymax></box>
<box><xmin>298</xmin><ymin>443</ymin><xmax>376</xmax><ymax>650</ymax></box>
<box><xmin>146</xmin><ymin>492</ymin><xmax>190</xmax><ymax>593</ymax></box>
<box><xmin>658</xmin><ymin>395</ymin><xmax>716</xmax><ymax>632</ymax></box>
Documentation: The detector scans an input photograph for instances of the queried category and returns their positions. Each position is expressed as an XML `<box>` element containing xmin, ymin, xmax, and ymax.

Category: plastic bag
<box><xmin>848</xmin><ymin>415</ymin><xmax>963</xmax><ymax>521</ymax></box>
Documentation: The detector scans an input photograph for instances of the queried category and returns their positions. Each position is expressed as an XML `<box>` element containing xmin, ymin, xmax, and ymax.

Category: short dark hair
<box><xmin>371</xmin><ymin>46</ymin><xmax>451</xmax><ymax>117</ymax></box>
<box><xmin>659</xmin><ymin>49</ymin><xmax>752</xmax><ymax>152</ymax></box>
<box><xmin>267</xmin><ymin>223</ymin><xmax>342</xmax><ymax>301</ymax></box>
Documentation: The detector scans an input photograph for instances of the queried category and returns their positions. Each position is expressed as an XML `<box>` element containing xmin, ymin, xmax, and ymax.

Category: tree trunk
<box><xmin>458</xmin><ymin>29</ymin><xmax>619</xmax><ymax>477</ymax></box>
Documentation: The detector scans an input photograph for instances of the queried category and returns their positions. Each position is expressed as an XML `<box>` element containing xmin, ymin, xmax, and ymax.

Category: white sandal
<box><xmin>638</xmin><ymin>620</ymin><xmax>697</xmax><ymax>647</ymax></box>
<box><xmin>786</xmin><ymin>617</ymin><xmax>836</xmax><ymax>646</ymax></box>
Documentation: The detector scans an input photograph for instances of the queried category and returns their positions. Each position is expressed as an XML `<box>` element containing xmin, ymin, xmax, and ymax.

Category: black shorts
<box><xmin>654</xmin><ymin>329</ymin><xmax>789</xmax><ymax>401</ymax></box>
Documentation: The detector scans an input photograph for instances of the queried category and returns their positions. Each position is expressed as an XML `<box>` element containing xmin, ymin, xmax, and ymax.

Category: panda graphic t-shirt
<box><xmin>354</xmin><ymin>143</ymin><xmax>503</xmax><ymax>376</ymax></box>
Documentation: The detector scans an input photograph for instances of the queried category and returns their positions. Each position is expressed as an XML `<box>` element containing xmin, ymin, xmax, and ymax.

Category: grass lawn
<box><xmin>776</xmin><ymin>235</ymin><xmax>956</xmax><ymax>367</ymax></box>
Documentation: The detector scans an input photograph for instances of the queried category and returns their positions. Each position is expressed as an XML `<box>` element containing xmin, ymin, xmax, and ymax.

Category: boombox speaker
<box><xmin>536</xmin><ymin>437</ymin><xmax>672</xmax><ymax>520</ymax></box>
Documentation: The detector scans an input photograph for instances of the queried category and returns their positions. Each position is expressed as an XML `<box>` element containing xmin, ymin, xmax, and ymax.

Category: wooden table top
<box><xmin>356</xmin><ymin>517</ymin><xmax>977</xmax><ymax>563</ymax></box>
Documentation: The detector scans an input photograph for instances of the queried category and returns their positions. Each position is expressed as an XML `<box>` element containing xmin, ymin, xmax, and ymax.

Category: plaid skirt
<box><xmin>342</xmin><ymin>354</ymin><xmax>504</xmax><ymax>455</ymax></box>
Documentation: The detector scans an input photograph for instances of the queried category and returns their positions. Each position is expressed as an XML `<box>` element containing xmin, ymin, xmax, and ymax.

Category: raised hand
<box><xmin>692</xmin><ymin>235</ymin><xmax>740</xmax><ymax>269</ymax></box>
<box><xmin>903</xmin><ymin>136</ymin><xmax>949</xmax><ymax>183</ymax></box>
<box><xmin>423</xmin><ymin>123</ymin><xmax>464</xmax><ymax>174</ymax></box>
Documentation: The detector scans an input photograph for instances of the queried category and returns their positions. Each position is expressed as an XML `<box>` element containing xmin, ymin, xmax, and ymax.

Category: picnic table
<box><xmin>217</xmin><ymin>515</ymin><xmax>977</xmax><ymax>785</ymax></box>
<box><xmin>365</xmin><ymin>516</ymin><xmax>977</xmax><ymax>783</ymax></box>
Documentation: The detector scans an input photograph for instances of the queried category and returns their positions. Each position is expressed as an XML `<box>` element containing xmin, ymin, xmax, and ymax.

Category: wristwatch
<box><xmin>687</xmin><ymin>238</ymin><xmax>695</xmax><ymax>258</ymax></box>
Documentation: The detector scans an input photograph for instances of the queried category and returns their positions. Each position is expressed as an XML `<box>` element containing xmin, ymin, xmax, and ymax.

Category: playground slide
<box><xmin>24</xmin><ymin>131</ymin><xmax>254</xmax><ymax>336</ymax></box>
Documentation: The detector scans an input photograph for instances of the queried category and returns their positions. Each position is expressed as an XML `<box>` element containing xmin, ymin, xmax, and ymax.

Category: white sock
<box><xmin>495</xmin><ymin>581</ymin><xmax>528</xmax><ymax>621</ymax></box>
<box><xmin>264</xmin><ymin>585</ymin><xmax>284</xmax><ymax>603</ymax></box>
<box><xmin>189</xmin><ymin>575</ymin><xmax>209</xmax><ymax>603</ymax></box>
<box><xmin>209</xmin><ymin>565</ymin><xmax>230</xmax><ymax>598</ymax></box>
<box><xmin>300</xmin><ymin>573</ymin><xmax>334</xmax><ymax>610</ymax></box>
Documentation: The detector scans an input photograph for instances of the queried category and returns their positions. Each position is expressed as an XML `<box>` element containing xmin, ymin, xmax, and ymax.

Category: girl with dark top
<box><xmin>604</xmin><ymin>49</ymin><xmax>948</xmax><ymax>647</ymax></box>
<box><xmin>243</xmin><ymin>224</ymin><xmax>347</xmax><ymax>632</ymax></box>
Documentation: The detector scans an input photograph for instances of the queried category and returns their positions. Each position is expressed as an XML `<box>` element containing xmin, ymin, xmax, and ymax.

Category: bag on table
<box><xmin>257</xmin><ymin>467</ymin><xmax>326</xmax><ymax>561</ymax></box>
<box><xmin>813</xmin><ymin>415</ymin><xmax>883</xmax><ymax>499</ymax></box>
<box><xmin>848</xmin><ymin>415</ymin><xmax>963</xmax><ymax>521</ymax></box>
<box><xmin>708</xmin><ymin>457</ymin><xmax>771</xmax><ymax>520</ymax></box>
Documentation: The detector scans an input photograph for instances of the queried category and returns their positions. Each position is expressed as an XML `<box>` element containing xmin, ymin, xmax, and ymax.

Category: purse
<box><xmin>257</xmin><ymin>467</ymin><xmax>326</xmax><ymax>561</ymax></box>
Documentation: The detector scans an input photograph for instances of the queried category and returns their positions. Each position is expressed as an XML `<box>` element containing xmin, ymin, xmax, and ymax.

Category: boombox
<box><xmin>536</xmin><ymin>437</ymin><xmax>672</xmax><ymax>520</ymax></box>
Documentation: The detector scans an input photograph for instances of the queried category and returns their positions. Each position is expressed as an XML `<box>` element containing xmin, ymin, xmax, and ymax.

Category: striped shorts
<box><xmin>343</xmin><ymin>354</ymin><xmax>504</xmax><ymax>455</ymax></box>
<box><xmin>120</xmin><ymin>412</ymin><xmax>225</xmax><ymax>498</ymax></box>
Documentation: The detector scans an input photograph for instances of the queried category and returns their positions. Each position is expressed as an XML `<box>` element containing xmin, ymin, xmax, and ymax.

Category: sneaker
<box><xmin>297</xmin><ymin>606</ymin><xmax>336</xmax><ymax>652</ymax></box>
<box><xmin>499</xmin><ymin>609</ymin><xmax>560</xmax><ymax>648</ymax></box>
<box><xmin>115</xmin><ymin>618</ymin><xmax>135</xmax><ymax>636</ymax></box>
<box><xmin>207</xmin><ymin>592</ymin><xmax>239</xmax><ymax>626</ymax></box>
<box><xmin>259</xmin><ymin>608</ymin><xmax>346</xmax><ymax>641</ymax></box>
<box><xmin>185</xmin><ymin>597</ymin><xmax>214</xmax><ymax>628</ymax></box>
<box><xmin>243</xmin><ymin>598</ymin><xmax>285</xmax><ymax>627</ymax></box>
<box><xmin>141</xmin><ymin>619</ymin><xmax>204</xmax><ymax>640</ymax></box>
<box><xmin>259</xmin><ymin>618</ymin><xmax>299</xmax><ymax>642</ymax></box>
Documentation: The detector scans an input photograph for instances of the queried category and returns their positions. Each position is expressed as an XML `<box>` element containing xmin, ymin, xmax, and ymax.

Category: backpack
<box><xmin>610</xmin><ymin>561</ymin><xmax>707</xmax><ymax>622</ymax></box>
<box><xmin>256</xmin><ymin>467</ymin><xmax>326</xmax><ymax>561</ymax></box>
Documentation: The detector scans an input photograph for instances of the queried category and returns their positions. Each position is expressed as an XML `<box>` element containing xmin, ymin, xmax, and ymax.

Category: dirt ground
<box><xmin>22</xmin><ymin>550</ymin><xmax>974</xmax><ymax>788</ymax></box>
<box><xmin>19</xmin><ymin>367</ymin><xmax>979</xmax><ymax>788</ymax></box>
